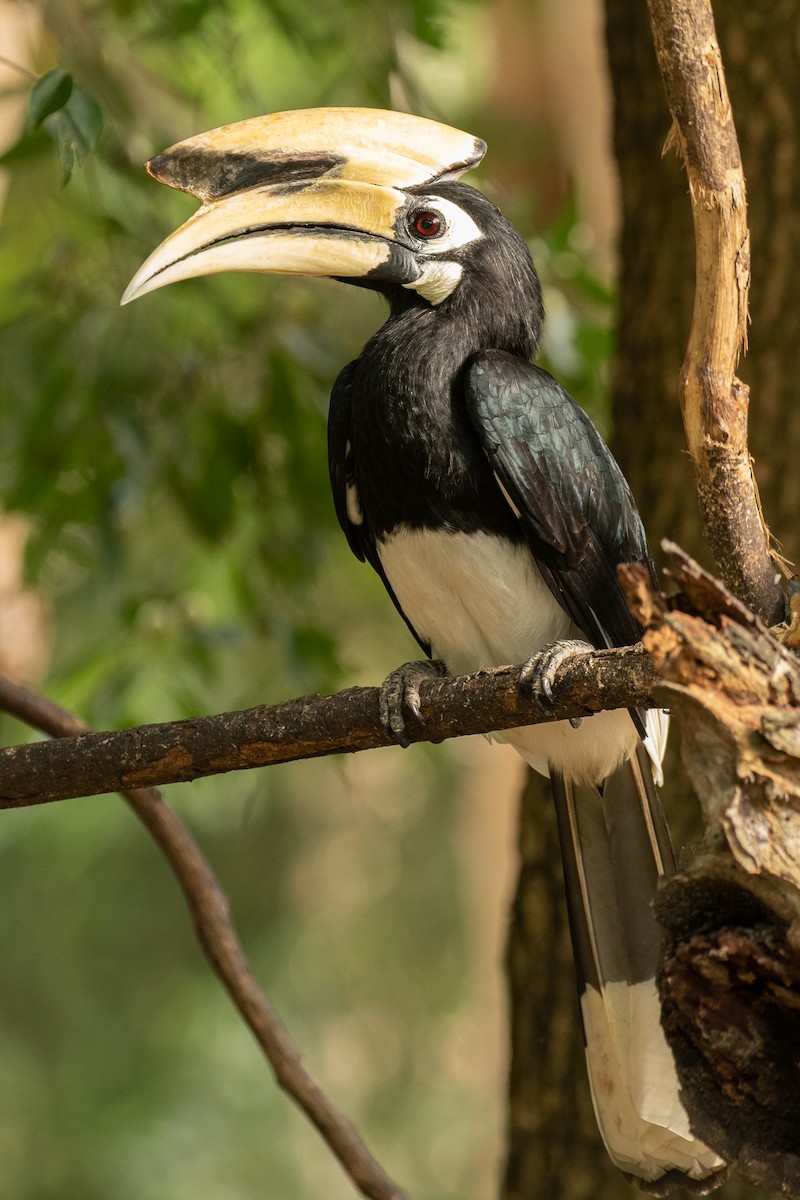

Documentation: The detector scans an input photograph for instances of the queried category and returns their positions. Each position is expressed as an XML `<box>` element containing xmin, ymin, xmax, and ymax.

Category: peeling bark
<box><xmin>620</xmin><ymin>546</ymin><xmax>800</xmax><ymax>1195</ymax></box>
<box><xmin>644</xmin><ymin>0</ymin><xmax>784</xmax><ymax>624</ymax></box>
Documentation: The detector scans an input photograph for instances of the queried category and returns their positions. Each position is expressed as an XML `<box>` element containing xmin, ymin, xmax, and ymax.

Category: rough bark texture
<box><xmin>621</xmin><ymin>548</ymin><xmax>800</xmax><ymax>1196</ymax></box>
<box><xmin>504</xmin><ymin>2</ymin><xmax>800</xmax><ymax>1199</ymax></box>
<box><xmin>610</xmin><ymin>0</ymin><xmax>800</xmax><ymax>569</ymax></box>
<box><xmin>644</xmin><ymin>0</ymin><xmax>781</xmax><ymax>625</ymax></box>
<box><xmin>0</xmin><ymin>648</ymin><xmax>658</xmax><ymax>805</ymax></box>
<box><xmin>0</xmin><ymin>678</ymin><xmax>412</xmax><ymax>1200</ymax></box>
<box><xmin>720</xmin><ymin>6</ymin><xmax>800</xmax><ymax>559</ymax></box>
<box><xmin>606</xmin><ymin>0</ymin><xmax>698</xmax><ymax>556</ymax></box>
<box><xmin>608</xmin><ymin>10</ymin><xmax>800</xmax><ymax>1194</ymax></box>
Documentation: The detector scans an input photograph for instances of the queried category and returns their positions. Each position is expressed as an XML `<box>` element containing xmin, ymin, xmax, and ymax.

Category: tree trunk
<box><xmin>504</xmin><ymin>1</ymin><xmax>799</xmax><ymax>1197</ymax></box>
<box><xmin>610</xmin><ymin>0</ymin><xmax>800</xmax><ymax>571</ymax></box>
<box><xmin>610</xmin><ymin>12</ymin><xmax>800</xmax><ymax>1193</ymax></box>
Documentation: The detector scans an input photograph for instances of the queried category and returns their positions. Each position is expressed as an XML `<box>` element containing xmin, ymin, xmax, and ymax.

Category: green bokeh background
<box><xmin>0</xmin><ymin>2</ymin><xmax>612</xmax><ymax>1196</ymax></box>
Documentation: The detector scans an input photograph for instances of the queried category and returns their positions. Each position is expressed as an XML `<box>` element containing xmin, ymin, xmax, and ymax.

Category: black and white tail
<box><xmin>551</xmin><ymin>745</ymin><xmax>727</xmax><ymax>1194</ymax></box>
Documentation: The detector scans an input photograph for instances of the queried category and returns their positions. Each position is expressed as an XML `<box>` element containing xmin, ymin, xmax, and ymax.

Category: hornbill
<box><xmin>123</xmin><ymin>107</ymin><xmax>726</xmax><ymax>1192</ymax></box>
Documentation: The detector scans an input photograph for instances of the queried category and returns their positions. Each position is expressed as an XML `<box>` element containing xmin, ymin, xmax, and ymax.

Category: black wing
<box><xmin>465</xmin><ymin>349</ymin><xmax>653</xmax><ymax>650</ymax></box>
<box><xmin>328</xmin><ymin>362</ymin><xmax>432</xmax><ymax>656</ymax></box>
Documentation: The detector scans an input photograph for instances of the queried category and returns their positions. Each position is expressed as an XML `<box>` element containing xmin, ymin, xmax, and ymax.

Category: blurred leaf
<box><xmin>38</xmin><ymin>82</ymin><xmax>104</xmax><ymax>184</ymax></box>
<box><xmin>410</xmin><ymin>0</ymin><xmax>448</xmax><ymax>48</ymax></box>
<box><xmin>50</xmin><ymin>112</ymin><xmax>76</xmax><ymax>185</ymax></box>
<box><xmin>0</xmin><ymin>8</ymin><xmax>529</xmax><ymax>1192</ymax></box>
<box><xmin>28</xmin><ymin>67</ymin><xmax>74</xmax><ymax>129</ymax></box>
<box><xmin>64</xmin><ymin>86</ymin><xmax>104</xmax><ymax>156</ymax></box>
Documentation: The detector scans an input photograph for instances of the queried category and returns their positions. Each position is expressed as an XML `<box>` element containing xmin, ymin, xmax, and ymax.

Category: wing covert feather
<box><xmin>466</xmin><ymin>350</ymin><xmax>653</xmax><ymax>649</ymax></box>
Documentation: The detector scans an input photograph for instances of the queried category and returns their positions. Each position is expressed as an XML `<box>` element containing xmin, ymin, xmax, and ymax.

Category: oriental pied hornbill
<box><xmin>123</xmin><ymin>108</ymin><xmax>726</xmax><ymax>1193</ymax></box>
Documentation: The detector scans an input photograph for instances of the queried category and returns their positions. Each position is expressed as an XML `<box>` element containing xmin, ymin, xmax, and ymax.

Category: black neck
<box><xmin>341</xmin><ymin>187</ymin><xmax>543</xmax><ymax>538</ymax></box>
<box><xmin>343</xmin><ymin>313</ymin><xmax>510</xmax><ymax>539</ymax></box>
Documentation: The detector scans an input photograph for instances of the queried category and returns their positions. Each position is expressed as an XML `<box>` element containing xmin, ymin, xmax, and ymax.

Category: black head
<box><xmin>378</xmin><ymin>181</ymin><xmax>543</xmax><ymax>359</ymax></box>
<box><xmin>123</xmin><ymin>107</ymin><xmax>542</xmax><ymax>359</ymax></box>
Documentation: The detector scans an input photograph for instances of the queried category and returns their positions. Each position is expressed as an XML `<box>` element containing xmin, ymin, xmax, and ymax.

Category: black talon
<box><xmin>379</xmin><ymin>659</ymin><xmax>447</xmax><ymax>746</ymax></box>
<box><xmin>519</xmin><ymin>639</ymin><xmax>594</xmax><ymax>713</ymax></box>
<box><xmin>379</xmin><ymin>658</ymin><xmax>447</xmax><ymax>745</ymax></box>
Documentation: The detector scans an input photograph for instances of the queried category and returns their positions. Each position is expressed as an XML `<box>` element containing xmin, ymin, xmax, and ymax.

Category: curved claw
<box><xmin>519</xmin><ymin>639</ymin><xmax>594</xmax><ymax>714</ymax></box>
<box><xmin>379</xmin><ymin>659</ymin><xmax>447</xmax><ymax>747</ymax></box>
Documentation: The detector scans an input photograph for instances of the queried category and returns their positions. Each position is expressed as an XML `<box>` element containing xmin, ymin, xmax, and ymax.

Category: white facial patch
<box><xmin>398</xmin><ymin>193</ymin><xmax>481</xmax><ymax>305</ymax></box>
<box><xmin>403</xmin><ymin>260</ymin><xmax>463</xmax><ymax>305</ymax></box>
<box><xmin>405</xmin><ymin>193</ymin><xmax>482</xmax><ymax>255</ymax></box>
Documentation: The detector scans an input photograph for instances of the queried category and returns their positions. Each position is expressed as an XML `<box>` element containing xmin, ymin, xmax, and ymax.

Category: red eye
<box><xmin>413</xmin><ymin>210</ymin><xmax>443</xmax><ymax>238</ymax></box>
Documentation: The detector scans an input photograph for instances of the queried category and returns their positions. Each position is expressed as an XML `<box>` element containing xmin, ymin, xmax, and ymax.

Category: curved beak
<box><xmin>121</xmin><ymin>177</ymin><xmax>419</xmax><ymax>304</ymax></box>
<box><xmin>122</xmin><ymin>107</ymin><xmax>484</xmax><ymax>305</ymax></box>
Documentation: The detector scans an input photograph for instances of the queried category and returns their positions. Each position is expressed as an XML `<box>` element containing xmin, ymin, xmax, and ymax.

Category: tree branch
<box><xmin>620</xmin><ymin>543</ymin><xmax>800</xmax><ymax>1196</ymax></box>
<box><xmin>0</xmin><ymin>647</ymin><xmax>659</xmax><ymax>806</ymax></box>
<box><xmin>0</xmin><ymin>675</ymin><xmax>411</xmax><ymax>1200</ymax></box>
<box><xmin>645</xmin><ymin>0</ymin><xmax>785</xmax><ymax>624</ymax></box>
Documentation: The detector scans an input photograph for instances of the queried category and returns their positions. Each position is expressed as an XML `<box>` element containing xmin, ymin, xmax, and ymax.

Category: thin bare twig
<box><xmin>0</xmin><ymin>646</ymin><xmax>659</xmax><ymax>806</ymax></box>
<box><xmin>0</xmin><ymin>54</ymin><xmax>38</xmax><ymax>81</ymax></box>
<box><xmin>645</xmin><ymin>0</ymin><xmax>785</xmax><ymax>624</ymax></box>
<box><xmin>0</xmin><ymin>674</ymin><xmax>410</xmax><ymax>1200</ymax></box>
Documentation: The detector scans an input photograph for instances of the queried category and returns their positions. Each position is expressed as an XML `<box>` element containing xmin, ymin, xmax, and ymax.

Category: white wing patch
<box><xmin>344</xmin><ymin>440</ymin><xmax>363</xmax><ymax>525</ymax></box>
<box><xmin>493</xmin><ymin>471</ymin><xmax>522</xmax><ymax>518</ymax></box>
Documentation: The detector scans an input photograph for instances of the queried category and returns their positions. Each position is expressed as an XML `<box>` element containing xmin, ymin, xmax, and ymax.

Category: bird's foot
<box><xmin>519</xmin><ymin>639</ymin><xmax>594</xmax><ymax>725</ymax></box>
<box><xmin>379</xmin><ymin>659</ymin><xmax>447</xmax><ymax>747</ymax></box>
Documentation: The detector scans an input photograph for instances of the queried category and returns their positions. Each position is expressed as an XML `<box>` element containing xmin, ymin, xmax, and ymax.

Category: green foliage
<box><xmin>27</xmin><ymin>68</ymin><xmax>74</xmax><ymax>128</ymax></box>
<box><xmin>527</xmin><ymin>194</ymin><xmax>614</xmax><ymax>431</ymax></box>
<box><xmin>14</xmin><ymin>67</ymin><xmax>104</xmax><ymax>185</ymax></box>
<box><xmin>0</xmin><ymin>3</ymin><xmax>615</xmax><ymax>1196</ymax></box>
<box><xmin>0</xmin><ymin>3</ymin><xmax>512</xmax><ymax>1198</ymax></box>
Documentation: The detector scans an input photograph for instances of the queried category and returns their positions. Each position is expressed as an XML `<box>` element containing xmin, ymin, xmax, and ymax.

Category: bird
<box><xmin>123</xmin><ymin>107</ymin><xmax>726</xmax><ymax>1192</ymax></box>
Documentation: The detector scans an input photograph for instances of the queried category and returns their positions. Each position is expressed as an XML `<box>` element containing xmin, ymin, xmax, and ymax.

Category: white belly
<box><xmin>377</xmin><ymin>526</ymin><xmax>639</xmax><ymax>783</ymax></box>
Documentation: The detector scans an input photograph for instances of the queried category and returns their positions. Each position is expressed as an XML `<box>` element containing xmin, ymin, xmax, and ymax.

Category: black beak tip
<box><xmin>145</xmin><ymin>147</ymin><xmax>215</xmax><ymax>199</ymax></box>
<box><xmin>146</xmin><ymin>148</ymin><xmax>191</xmax><ymax>190</ymax></box>
<box><xmin>145</xmin><ymin>151</ymin><xmax>165</xmax><ymax>178</ymax></box>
